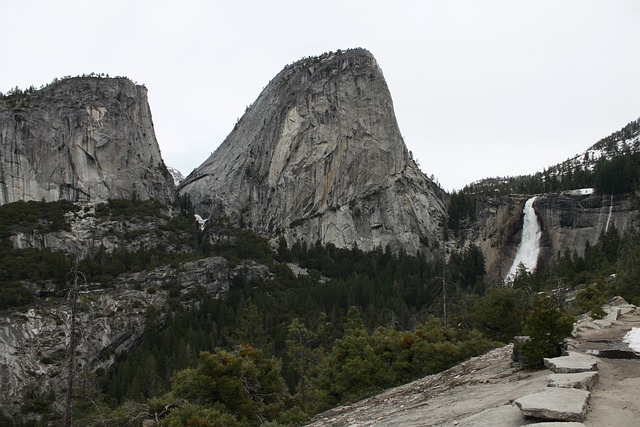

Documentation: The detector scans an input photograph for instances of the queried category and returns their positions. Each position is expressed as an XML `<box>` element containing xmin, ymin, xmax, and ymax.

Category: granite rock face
<box><xmin>0</xmin><ymin>78</ymin><xmax>175</xmax><ymax>205</ymax></box>
<box><xmin>461</xmin><ymin>191</ymin><xmax>638</xmax><ymax>282</ymax></box>
<box><xmin>179</xmin><ymin>49</ymin><xmax>446</xmax><ymax>254</ymax></box>
<box><xmin>535</xmin><ymin>191</ymin><xmax>638</xmax><ymax>261</ymax></box>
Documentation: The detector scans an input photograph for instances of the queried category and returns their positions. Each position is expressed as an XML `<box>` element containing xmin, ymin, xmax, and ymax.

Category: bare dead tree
<box><xmin>63</xmin><ymin>262</ymin><xmax>86</xmax><ymax>427</ymax></box>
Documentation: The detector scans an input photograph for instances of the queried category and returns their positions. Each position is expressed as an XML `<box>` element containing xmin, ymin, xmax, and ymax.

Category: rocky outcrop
<box><xmin>0</xmin><ymin>256</ymin><xmax>271</xmax><ymax>418</ymax></box>
<box><xmin>0</xmin><ymin>77</ymin><xmax>175</xmax><ymax>205</ymax></box>
<box><xmin>168</xmin><ymin>166</ymin><xmax>185</xmax><ymax>186</ymax></box>
<box><xmin>179</xmin><ymin>49</ymin><xmax>446</xmax><ymax>254</ymax></box>
<box><xmin>8</xmin><ymin>201</ymin><xmax>186</xmax><ymax>259</ymax></box>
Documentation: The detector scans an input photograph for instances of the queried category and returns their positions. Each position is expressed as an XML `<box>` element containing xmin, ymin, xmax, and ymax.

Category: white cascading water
<box><xmin>505</xmin><ymin>196</ymin><xmax>541</xmax><ymax>283</ymax></box>
<box><xmin>605</xmin><ymin>193</ymin><xmax>614</xmax><ymax>233</ymax></box>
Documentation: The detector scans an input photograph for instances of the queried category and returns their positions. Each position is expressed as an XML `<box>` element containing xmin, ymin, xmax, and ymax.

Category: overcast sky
<box><xmin>2</xmin><ymin>1</ymin><xmax>639</xmax><ymax>191</ymax></box>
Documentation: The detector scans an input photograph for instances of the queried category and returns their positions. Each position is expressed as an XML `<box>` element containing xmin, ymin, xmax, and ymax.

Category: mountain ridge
<box><xmin>463</xmin><ymin>117</ymin><xmax>640</xmax><ymax>195</ymax></box>
<box><xmin>0</xmin><ymin>76</ymin><xmax>175</xmax><ymax>205</ymax></box>
<box><xmin>179</xmin><ymin>48</ymin><xmax>446</xmax><ymax>254</ymax></box>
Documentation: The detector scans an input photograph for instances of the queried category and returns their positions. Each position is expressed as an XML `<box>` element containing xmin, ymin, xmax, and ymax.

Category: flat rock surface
<box><xmin>544</xmin><ymin>352</ymin><xmax>598</xmax><ymax>373</ymax></box>
<box><xmin>547</xmin><ymin>371</ymin><xmax>598</xmax><ymax>390</ymax></box>
<box><xmin>514</xmin><ymin>388</ymin><xmax>590</xmax><ymax>421</ymax></box>
<box><xmin>521</xmin><ymin>423</ymin><xmax>585</xmax><ymax>427</ymax></box>
<box><xmin>308</xmin><ymin>345</ymin><xmax>549</xmax><ymax>427</ymax></box>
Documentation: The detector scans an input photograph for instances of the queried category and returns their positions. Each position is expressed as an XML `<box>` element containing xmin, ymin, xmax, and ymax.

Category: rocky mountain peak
<box><xmin>168</xmin><ymin>166</ymin><xmax>185</xmax><ymax>186</ymax></box>
<box><xmin>179</xmin><ymin>48</ymin><xmax>446</xmax><ymax>253</ymax></box>
<box><xmin>0</xmin><ymin>77</ymin><xmax>175</xmax><ymax>205</ymax></box>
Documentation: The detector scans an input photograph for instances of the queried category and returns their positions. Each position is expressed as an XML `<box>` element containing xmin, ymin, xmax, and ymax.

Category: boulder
<box><xmin>512</xmin><ymin>335</ymin><xmax>531</xmax><ymax>363</ymax></box>
<box><xmin>514</xmin><ymin>388</ymin><xmax>590</xmax><ymax>422</ymax></box>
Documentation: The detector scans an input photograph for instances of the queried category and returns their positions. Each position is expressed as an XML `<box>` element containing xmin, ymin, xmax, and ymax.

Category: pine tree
<box><xmin>286</xmin><ymin>318</ymin><xmax>325</xmax><ymax>413</ymax></box>
<box><xmin>520</xmin><ymin>295</ymin><xmax>574</xmax><ymax>367</ymax></box>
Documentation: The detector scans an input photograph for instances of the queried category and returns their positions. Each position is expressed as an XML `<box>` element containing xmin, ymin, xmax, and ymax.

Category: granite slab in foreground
<box><xmin>514</xmin><ymin>388</ymin><xmax>590</xmax><ymax>422</ymax></box>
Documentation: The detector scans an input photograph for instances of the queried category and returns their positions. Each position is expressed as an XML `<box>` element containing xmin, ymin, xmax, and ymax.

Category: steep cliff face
<box><xmin>0</xmin><ymin>78</ymin><xmax>175</xmax><ymax>205</ymax></box>
<box><xmin>179</xmin><ymin>49</ymin><xmax>446</xmax><ymax>254</ymax></box>
<box><xmin>463</xmin><ymin>191</ymin><xmax>639</xmax><ymax>282</ymax></box>
<box><xmin>536</xmin><ymin>190</ymin><xmax>638</xmax><ymax>261</ymax></box>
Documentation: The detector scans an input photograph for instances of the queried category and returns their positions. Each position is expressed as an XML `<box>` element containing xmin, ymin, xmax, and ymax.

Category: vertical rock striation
<box><xmin>179</xmin><ymin>49</ymin><xmax>446</xmax><ymax>253</ymax></box>
<box><xmin>535</xmin><ymin>191</ymin><xmax>638</xmax><ymax>260</ymax></box>
<box><xmin>0</xmin><ymin>77</ymin><xmax>175</xmax><ymax>205</ymax></box>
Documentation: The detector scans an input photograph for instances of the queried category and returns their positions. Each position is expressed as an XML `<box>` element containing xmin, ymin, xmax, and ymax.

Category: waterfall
<box><xmin>506</xmin><ymin>196</ymin><xmax>541</xmax><ymax>283</ymax></box>
<box><xmin>605</xmin><ymin>193</ymin><xmax>614</xmax><ymax>233</ymax></box>
<box><xmin>594</xmin><ymin>193</ymin><xmax>607</xmax><ymax>242</ymax></box>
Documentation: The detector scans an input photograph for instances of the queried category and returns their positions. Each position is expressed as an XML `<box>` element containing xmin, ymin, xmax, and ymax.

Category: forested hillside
<box><xmin>2</xmin><ymin>182</ymin><xmax>640</xmax><ymax>425</ymax></box>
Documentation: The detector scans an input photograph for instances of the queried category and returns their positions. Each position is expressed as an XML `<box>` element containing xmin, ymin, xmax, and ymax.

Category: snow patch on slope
<box><xmin>623</xmin><ymin>328</ymin><xmax>640</xmax><ymax>353</ymax></box>
<box><xmin>168</xmin><ymin>166</ymin><xmax>185</xmax><ymax>186</ymax></box>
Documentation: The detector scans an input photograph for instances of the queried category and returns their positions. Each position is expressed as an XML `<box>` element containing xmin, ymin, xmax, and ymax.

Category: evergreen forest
<box><xmin>1</xmin><ymin>189</ymin><xmax>640</xmax><ymax>426</ymax></box>
<box><xmin>1</xmin><ymin>118</ymin><xmax>639</xmax><ymax>425</ymax></box>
